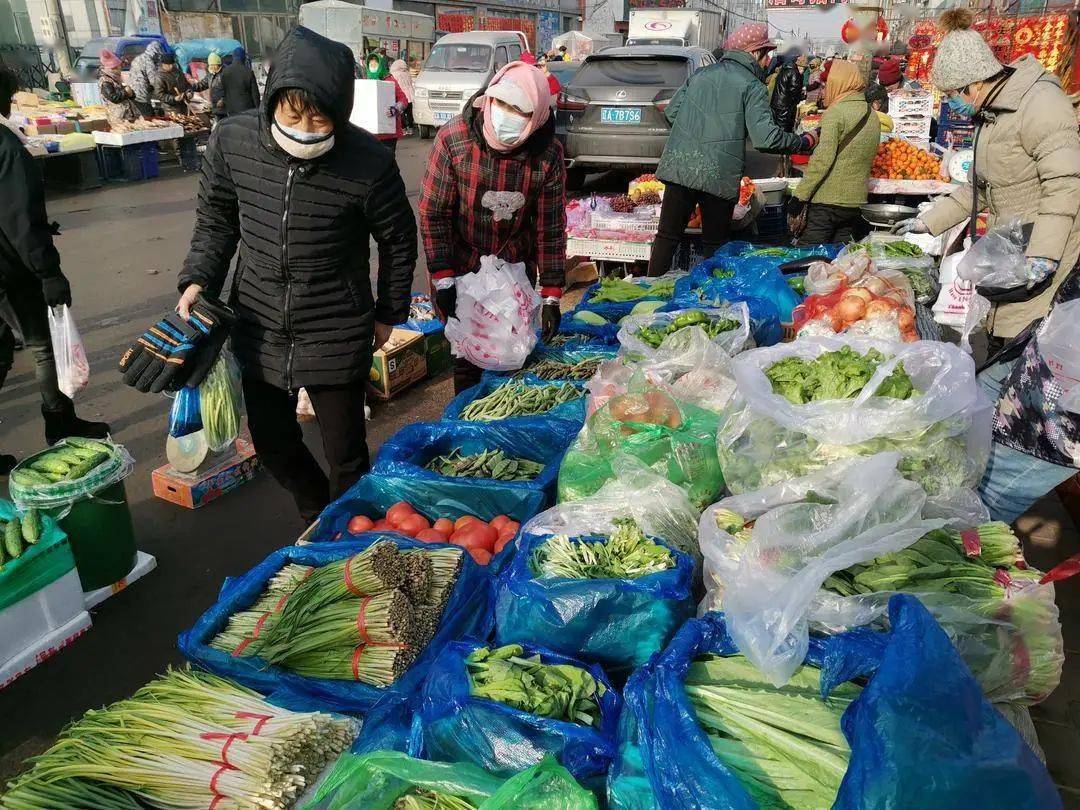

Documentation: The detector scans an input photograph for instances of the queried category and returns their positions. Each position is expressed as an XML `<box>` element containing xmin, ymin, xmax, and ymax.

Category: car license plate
<box><xmin>434</xmin><ymin>111</ymin><xmax>455</xmax><ymax>124</ymax></box>
<box><xmin>601</xmin><ymin>107</ymin><xmax>641</xmax><ymax>124</ymax></box>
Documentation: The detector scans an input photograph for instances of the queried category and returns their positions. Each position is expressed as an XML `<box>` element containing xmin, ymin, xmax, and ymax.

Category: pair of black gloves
<box><xmin>435</xmin><ymin>284</ymin><xmax>561</xmax><ymax>342</ymax></box>
<box><xmin>118</xmin><ymin>293</ymin><xmax>235</xmax><ymax>393</ymax></box>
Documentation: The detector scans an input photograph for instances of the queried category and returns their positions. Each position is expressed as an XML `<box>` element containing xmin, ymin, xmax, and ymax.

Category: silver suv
<box><xmin>560</xmin><ymin>45</ymin><xmax>715</xmax><ymax>188</ymax></box>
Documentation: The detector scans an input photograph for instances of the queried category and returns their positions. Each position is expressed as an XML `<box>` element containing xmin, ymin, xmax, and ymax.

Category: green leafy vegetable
<box><xmin>764</xmin><ymin>347</ymin><xmax>915</xmax><ymax>405</ymax></box>
<box><xmin>637</xmin><ymin>310</ymin><xmax>740</xmax><ymax>348</ymax></box>
<box><xmin>531</xmin><ymin>518</ymin><xmax>675</xmax><ymax>580</ymax></box>
<box><xmin>589</xmin><ymin>276</ymin><xmax>675</xmax><ymax>303</ymax></box>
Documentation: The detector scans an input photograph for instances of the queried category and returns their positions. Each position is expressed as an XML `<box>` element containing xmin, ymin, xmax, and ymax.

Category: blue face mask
<box><xmin>947</xmin><ymin>94</ymin><xmax>976</xmax><ymax>118</ymax></box>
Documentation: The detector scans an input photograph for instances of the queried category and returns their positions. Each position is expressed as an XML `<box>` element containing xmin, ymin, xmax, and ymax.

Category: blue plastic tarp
<box><xmin>419</xmin><ymin>640</ymin><xmax>621</xmax><ymax>782</ymax></box>
<box><xmin>372</xmin><ymin>420</ymin><xmax>578</xmax><ymax>509</ymax></box>
<box><xmin>494</xmin><ymin>530</ymin><xmax>694</xmax><ymax>672</ymax></box>
<box><xmin>606</xmin><ymin>595</ymin><xmax>1059</xmax><ymax>810</ymax></box>
<box><xmin>178</xmin><ymin>536</ymin><xmax>493</xmax><ymax>714</ymax></box>
<box><xmin>443</xmin><ymin>378</ymin><xmax>587</xmax><ymax>425</ymax></box>
<box><xmin>173</xmin><ymin>38</ymin><xmax>243</xmax><ymax>71</ymax></box>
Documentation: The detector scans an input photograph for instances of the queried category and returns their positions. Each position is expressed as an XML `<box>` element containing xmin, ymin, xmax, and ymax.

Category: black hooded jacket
<box><xmin>0</xmin><ymin>126</ymin><xmax>62</xmax><ymax>291</ymax></box>
<box><xmin>178</xmin><ymin>26</ymin><xmax>417</xmax><ymax>390</ymax></box>
<box><xmin>770</xmin><ymin>61</ymin><xmax>804</xmax><ymax>132</ymax></box>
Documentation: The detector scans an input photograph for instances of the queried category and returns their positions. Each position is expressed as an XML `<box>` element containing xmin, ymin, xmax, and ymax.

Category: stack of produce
<box><xmin>465</xmin><ymin>644</ymin><xmax>607</xmax><ymax>727</ymax></box>
<box><xmin>763</xmin><ymin>346</ymin><xmax>915</xmax><ymax>404</ymax></box>
<box><xmin>9</xmin><ymin>437</ymin><xmax>114</xmax><ymax>488</ymax></box>
<box><xmin>1</xmin><ymin>667</ymin><xmax>355</xmax><ymax>809</ymax></box>
<box><xmin>795</xmin><ymin>286</ymin><xmax>918</xmax><ymax>341</ymax></box>
<box><xmin>845</xmin><ymin>240</ymin><xmax>937</xmax><ymax>302</ymax></box>
<box><xmin>426</xmin><ymin>448</ymin><xmax>545</xmax><ymax>482</ymax></box>
<box><xmin>515</xmin><ymin>355</ymin><xmax>602</xmax><ymax>381</ymax></box>
<box><xmin>210</xmin><ymin>540</ymin><xmax>464</xmax><ymax>685</ymax></box>
<box><xmin>0</xmin><ymin>508</ymin><xmax>41</xmax><ymax>567</ymax></box>
<box><xmin>457</xmin><ymin>381</ymin><xmax>583</xmax><ymax>421</ymax></box>
<box><xmin>635</xmin><ymin>309</ymin><xmax>741</xmax><ymax>349</ymax></box>
<box><xmin>531</xmin><ymin>518</ymin><xmax>675</xmax><ymax>581</ymax></box>
<box><xmin>342</xmin><ymin>503</ymin><xmax>519</xmax><ymax>563</ymax></box>
<box><xmin>685</xmin><ymin>655</ymin><xmax>860</xmax><ymax>807</ymax></box>
<box><xmin>586</xmin><ymin>276</ymin><xmax>675</xmax><ymax>305</ymax></box>
<box><xmin>871</xmin><ymin>138</ymin><xmax>942</xmax><ymax>180</ymax></box>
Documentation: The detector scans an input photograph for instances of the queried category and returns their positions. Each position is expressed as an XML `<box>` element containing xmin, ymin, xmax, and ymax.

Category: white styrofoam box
<box><xmin>751</xmin><ymin>177</ymin><xmax>789</xmax><ymax>205</ymax></box>
<box><xmin>889</xmin><ymin>91</ymin><xmax>934</xmax><ymax>119</ymax></box>
<box><xmin>83</xmin><ymin>551</ymin><xmax>157</xmax><ymax>609</ymax></box>
<box><xmin>350</xmin><ymin>79</ymin><xmax>397</xmax><ymax>136</ymax></box>
<box><xmin>93</xmin><ymin>125</ymin><xmax>185</xmax><ymax>146</ymax></box>
<box><xmin>0</xmin><ymin>569</ymin><xmax>91</xmax><ymax>688</ymax></box>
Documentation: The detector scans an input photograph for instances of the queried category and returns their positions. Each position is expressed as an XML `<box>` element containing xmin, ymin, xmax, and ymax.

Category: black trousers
<box><xmin>453</xmin><ymin>356</ymin><xmax>484</xmax><ymax>396</ymax></box>
<box><xmin>0</xmin><ymin>283</ymin><xmax>65</xmax><ymax>410</ymax></box>
<box><xmin>403</xmin><ymin>102</ymin><xmax>414</xmax><ymax>130</ymax></box>
<box><xmin>796</xmin><ymin>203</ymin><xmax>868</xmax><ymax>246</ymax></box>
<box><xmin>242</xmin><ymin>376</ymin><xmax>370</xmax><ymax>523</ymax></box>
<box><xmin>649</xmin><ymin>182</ymin><xmax>735</xmax><ymax>276</ymax></box>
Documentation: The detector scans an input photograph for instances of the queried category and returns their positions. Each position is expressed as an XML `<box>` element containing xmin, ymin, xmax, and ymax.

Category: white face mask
<box><xmin>272</xmin><ymin>117</ymin><xmax>335</xmax><ymax>160</ymax></box>
<box><xmin>490</xmin><ymin>104</ymin><xmax>528</xmax><ymax>146</ymax></box>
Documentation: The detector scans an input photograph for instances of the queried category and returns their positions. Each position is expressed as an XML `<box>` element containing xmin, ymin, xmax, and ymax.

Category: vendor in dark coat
<box><xmin>770</xmin><ymin>53</ymin><xmax>804</xmax><ymax>132</ymax></box>
<box><xmin>218</xmin><ymin>47</ymin><xmax>261</xmax><ymax>117</ymax></box>
<box><xmin>0</xmin><ymin>66</ymin><xmax>109</xmax><ymax>473</ymax></box>
<box><xmin>176</xmin><ymin>26</ymin><xmax>418</xmax><ymax>521</ymax></box>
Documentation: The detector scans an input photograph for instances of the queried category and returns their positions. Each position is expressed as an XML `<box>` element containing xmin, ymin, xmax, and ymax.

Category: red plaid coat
<box><xmin>419</xmin><ymin>105</ymin><xmax>566</xmax><ymax>297</ymax></box>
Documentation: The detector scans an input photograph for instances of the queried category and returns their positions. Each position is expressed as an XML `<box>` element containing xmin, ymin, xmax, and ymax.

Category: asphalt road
<box><xmin>0</xmin><ymin>133</ymin><xmax>779</xmax><ymax>778</ymax></box>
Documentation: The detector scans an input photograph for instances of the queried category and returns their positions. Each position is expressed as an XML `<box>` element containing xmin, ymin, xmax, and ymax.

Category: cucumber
<box><xmin>573</xmin><ymin>310</ymin><xmax>609</xmax><ymax>326</ymax></box>
<box><xmin>21</xmin><ymin>509</ymin><xmax>41</xmax><ymax>545</ymax></box>
<box><xmin>30</xmin><ymin>456</ymin><xmax>70</xmax><ymax>476</ymax></box>
<box><xmin>10</xmin><ymin>468</ymin><xmax>51</xmax><ymax>487</ymax></box>
<box><xmin>66</xmin><ymin>454</ymin><xmax>107</xmax><ymax>480</ymax></box>
<box><xmin>52</xmin><ymin>447</ymin><xmax>89</xmax><ymax>466</ymax></box>
<box><xmin>64</xmin><ymin>437</ymin><xmax>112</xmax><ymax>455</ymax></box>
<box><xmin>4</xmin><ymin>518</ymin><xmax>23</xmax><ymax>560</ymax></box>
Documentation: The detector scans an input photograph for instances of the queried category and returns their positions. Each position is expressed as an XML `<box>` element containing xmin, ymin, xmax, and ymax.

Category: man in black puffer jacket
<box><xmin>770</xmin><ymin>53</ymin><xmax>804</xmax><ymax>133</ymax></box>
<box><xmin>176</xmin><ymin>26</ymin><xmax>417</xmax><ymax>522</ymax></box>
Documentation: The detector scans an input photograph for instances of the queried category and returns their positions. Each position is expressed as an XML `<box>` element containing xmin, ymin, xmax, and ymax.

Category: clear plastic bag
<box><xmin>616</xmin><ymin>303</ymin><xmax>752</xmax><ymax>360</ymax></box>
<box><xmin>198</xmin><ymin>354</ymin><xmax>243</xmax><ymax>451</ymax></box>
<box><xmin>444</xmin><ymin>255</ymin><xmax>541</xmax><ymax>371</ymax></box>
<box><xmin>699</xmin><ymin>453</ymin><xmax>945</xmax><ymax>685</ymax></box>
<box><xmin>717</xmin><ymin>335</ymin><xmax>993</xmax><ymax>519</ymax></box>
<box><xmin>1036</xmin><ymin>299</ymin><xmax>1080</xmax><ymax>414</ymax></box>
<box><xmin>47</xmin><ymin>304</ymin><xmax>89</xmax><ymax>399</ymax></box>
<box><xmin>957</xmin><ymin>217</ymin><xmax>1028</xmax><ymax>288</ymax></box>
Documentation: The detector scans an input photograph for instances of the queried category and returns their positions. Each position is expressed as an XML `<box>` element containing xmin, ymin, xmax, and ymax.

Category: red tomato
<box><xmin>372</xmin><ymin>519</ymin><xmax>393</xmax><ymax>531</ymax></box>
<box><xmin>469</xmin><ymin>547</ymin><xmax>493</xmax><ymax>565</ymax></box>
<box><xmin>386</xmin><ymin>502</ymin><xmax>415</xmax><ymax>528</ymax></box>
<box><xmin>398</xmin><ymin>513</ymin><xmax>430</xmax><ymax>537</ymax></box>
<box><xmin>449</xmin><ymin>522</ymin><xmax>493</xmax><ymax>551</ymax></box>
<box><xmin>489</xmin><ymin>514</ymin><xmax>511</xmax><ymax>533</ymax></box>
<box><xmin>494</xmin><ymin>535</ymin><xmax>513</xmax><ymax>554</ymax></box>
<box><xmin>454</xmin><ymin>515</ymin><xmax>478</xmax><ymax>532</ymax></box>
<box><xmin>503</xmin><ymin>520</ymin><xmax>520</xmax><ymax>536</ymax></box>
<box><xmin>433</xmin><ymin>518</ymin><xmax>455</xmax><ymax>536</ymax></box>
<box><xmin>347</xmin><ymin>515</ymin><xmax>375</xmax><ymax>534</ymax></box>
<box><xmin>415</xmin><ymin>528</ymin><xmax>445</xmax><ymax>543</ymax></box>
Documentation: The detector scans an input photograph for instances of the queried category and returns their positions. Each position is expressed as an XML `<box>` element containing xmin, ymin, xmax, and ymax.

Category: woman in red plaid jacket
<box><xmin>419</xmin><ymin>61</ymin><xmax>566</xmax><ymax>393</ymax></box>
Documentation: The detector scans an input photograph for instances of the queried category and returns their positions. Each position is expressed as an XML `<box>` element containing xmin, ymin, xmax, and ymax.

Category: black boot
<box><xmin>0</xmin><ymin>455</ymin><xmax>16</xmax><ymax>475</ymax></box>
<box><xmin>42</xmin><ymin>397</ymin><xmax>111</xmax><ymax>446</ymax></box>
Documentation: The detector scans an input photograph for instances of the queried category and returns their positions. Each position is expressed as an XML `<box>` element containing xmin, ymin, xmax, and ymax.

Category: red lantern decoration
<box><xmin>876</xmin><ymin>15</ymin><xmax>888</xmax><ymax>40</ymax></box>
<box><xmin>841</xmin><ymin>18</ymin><xmax>860</xmax><ymax>44</ymax></box>
<box><xmin>908</xmin><ymin>34</ymin><xmax>931</xmax><ymax>50</ymax></box>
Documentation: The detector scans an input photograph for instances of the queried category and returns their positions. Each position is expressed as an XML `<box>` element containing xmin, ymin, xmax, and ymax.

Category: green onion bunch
<box><xmin>1</xmin><ymin>667</ymin><xmax>356</xmax><ymax>810</ymax></box>
<box><xmin>530</xmin><ymin>518</ymin><xmax>675</xmax><ymax>580</ymax></box>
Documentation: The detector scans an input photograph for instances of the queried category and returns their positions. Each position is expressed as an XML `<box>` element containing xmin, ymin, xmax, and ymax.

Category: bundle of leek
<box><xmin>1</xmin><ymin>667</ymin><xmax>356</xmax><ymax>810</ymax></box>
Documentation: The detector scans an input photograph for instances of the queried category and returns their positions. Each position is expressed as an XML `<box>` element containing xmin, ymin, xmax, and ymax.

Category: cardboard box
<box><xmin>368</xmin><ymin>328</ymin><xmax>427</xmax><ymax>400</ymax></box>
<box><xmin>424</xmin><ymin>330</ymin><xmax>452</xmax><ymax>378</ymax></box>
<box><xmin>350</xmin><ymin>79</ymin><xmax>397</xmax><ymax>136</ymax></box>
<box><xmin>23</xmin><ymin>123</ymin><xmax>57</xmax><ymax>136</ymax></box>
<box><xmin>75</xmin><ymin>118</ymin><xmax>109</xmax><ymax>133</ymax></box>
<box><xmin>53</xmin><ymin>120</ymin><xmax>76</xmax><ymax>135</ymax></box>
<box><xmin>151</xmin><ymin>436</ymin><xmax>259</xmax><ymax>509</ymax></box>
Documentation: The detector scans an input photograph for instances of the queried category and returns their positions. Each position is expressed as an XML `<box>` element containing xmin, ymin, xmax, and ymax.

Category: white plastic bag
<box><xmin>932</xmin><ymin>243</ymin><xmax>974</xmax><ymax>327</ymax></box>
<box><xmin>443</xmin><ymin>255</ymin><xmax>541</xmax><ymax>371</ymax></box>
<box><xmin>699</xmin><ymin>453</ymin><xmax>944</xmax><ymax>685</ymax></box>
<box><xmin>1037</xmin><ymin>299</ymin><xmax>1080</xmax><ymax>414</ymax></box>
<box><xmin>616</xmin><ymin>303</ymin><xmax>752</xmax><ymax>360</ymax></box>
<box><xmin>957</xmin><ymin>217</ymin><xmax>1029</xmax><ymax>288</ymax></box>
<box><xmin>717</xmin><ymin>335</ymin><xmax>993</xmax><ymax>523</ymax></box>
<box><xmin>47</xmin><ymin>304</ymin><xmax>89</xmax><ymax>399</ymax></box>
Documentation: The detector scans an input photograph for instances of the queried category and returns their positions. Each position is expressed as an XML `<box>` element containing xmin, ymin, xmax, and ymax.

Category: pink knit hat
<box><xmin>724</xmin><ymin>22</ymin><xmax>775</xmax><ymax>54</ymax></box>
<box><xmin>99</xmin><ymin>49</ymin><xmax>122</xmax><ymax>70</ymax></box>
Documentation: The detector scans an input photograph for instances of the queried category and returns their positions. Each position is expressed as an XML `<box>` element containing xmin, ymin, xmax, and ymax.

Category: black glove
<box><xmin>118</xmin><ymin>294</ymin><xmax>234</xmax><ymax>393</ymax></box>
<box><xmin>435</xmin><ymin>284</ymin><xmax>457</xmax><ymax>324</ymax></box>
<box><xmin>42</xmin><ymin>275</ymin><xmax>72</xmax><ymax>308</ymax></box>
<box><xmin>541</xmin><ymin>301</ymin><xmax>561</xmax><ymax>343</ymax></box>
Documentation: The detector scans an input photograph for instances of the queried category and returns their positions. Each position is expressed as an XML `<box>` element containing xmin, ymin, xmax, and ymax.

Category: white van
<box><xmin>413</xmin><ymin>31</ymin><xmax>528</xmax><ymax>138</ymax></box>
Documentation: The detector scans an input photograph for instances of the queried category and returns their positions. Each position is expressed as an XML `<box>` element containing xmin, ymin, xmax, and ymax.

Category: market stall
<box><xmin>2</xmin><ymin>219</ymin><xmax>1072</xmax><ymax>807</ymax></box>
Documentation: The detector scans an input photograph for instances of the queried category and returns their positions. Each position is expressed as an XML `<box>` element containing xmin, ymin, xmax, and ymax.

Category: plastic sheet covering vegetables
<box><xmin>443</xmin><ymin>255</ymin><xmax>541</xmax><ymax>371</ymax></box>
<box><xmin>841</xmin><ymin>240</ymin><xmax>938</xmax><ymax>303</ymax></box>
<box><xmin>717</xmin><ymin>336</ymin><xmax>993</xmax><ymax>524</ymax></box>
<box><xmin>419</xmin><ymin>641</ymin><xmax>620</xmax><ymax>781</ymax></box>
<box><xmin>1</xmin><ymin>666</ymin><xmax>356</xmax><ymax>810</ymax></box>
<box><xmin>178</xmin><ymin>537</ymin><xmax>491</xmax><ymax>714</ymax></box>
<box><xmin>313</xmin><ymin>473</ymin><xmax>545</xmax><ymax>543</ymax></box>
<box><xmin>617</xmin><ymin>304</ymin><xmax>752</xmax><ymax>360</ymax></box>
<box><xmin>607</xmin><ymin>597</ymin><xmax>1059</xmax><ymax>810</ymax></box>
<box><xmin>305</xmin><ymin>751</ymin><xmax>597</xmax><ymax>810</ymax></box>
<box><xmin>496</xmin><ymin>504</ymin><xmax>694</xmax><ymax>671</ymax></box>
<box><xmin>0</xmin><ymin>499</ymin><xmax>72</xmax><ymax>612</ymax></box>
<box><xmin>699</xmin><ymin>453</ymin><xmax>944</xmax><ymax>685</ymax></box>
<box><xmin>587</xmin><ymin>328</ymin><xmax>738</xmax><ymax>417</ymax></box>
<box><xmin>444</xmin><ymin>378</ymin><xmax>587</xmax><ymax>424</ymax></box>
<box><xmin>705</xmin><ymin>497</ymin><xmax>1063</xmax><ymax>704</ymax></box>
<box><xmin>560</xmin><ymin>382</ymin><xmax>723</xmax><ymax>510</ymax></box>
<box><xmin>373</xmin><ymin>420</ymin><xmax>577</xmax><ymax>506</ymax></box>
<box><xmin>8</xmin><ymin>437</ymin><xmax>135</xmax><ymax>511</ymax></box>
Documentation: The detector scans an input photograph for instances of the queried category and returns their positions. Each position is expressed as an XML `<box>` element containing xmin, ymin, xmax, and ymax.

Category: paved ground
<box><xmin>1</xmin><ymin>134</ymin><xmax>1079</xmax><ymax>805</ymax></box>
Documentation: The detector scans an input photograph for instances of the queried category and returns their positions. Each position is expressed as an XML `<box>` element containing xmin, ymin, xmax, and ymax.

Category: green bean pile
<box><xmin>458</xmin><ymin>382</ymin><xmax>582</xmax><ymax>421</ymax></box>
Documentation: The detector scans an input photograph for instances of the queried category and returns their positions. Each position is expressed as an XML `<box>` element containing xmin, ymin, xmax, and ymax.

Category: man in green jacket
<box><xmin>650</xmin><ymin>23</ymin><xmax>816</xmax><ymax>275</ymax></box>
